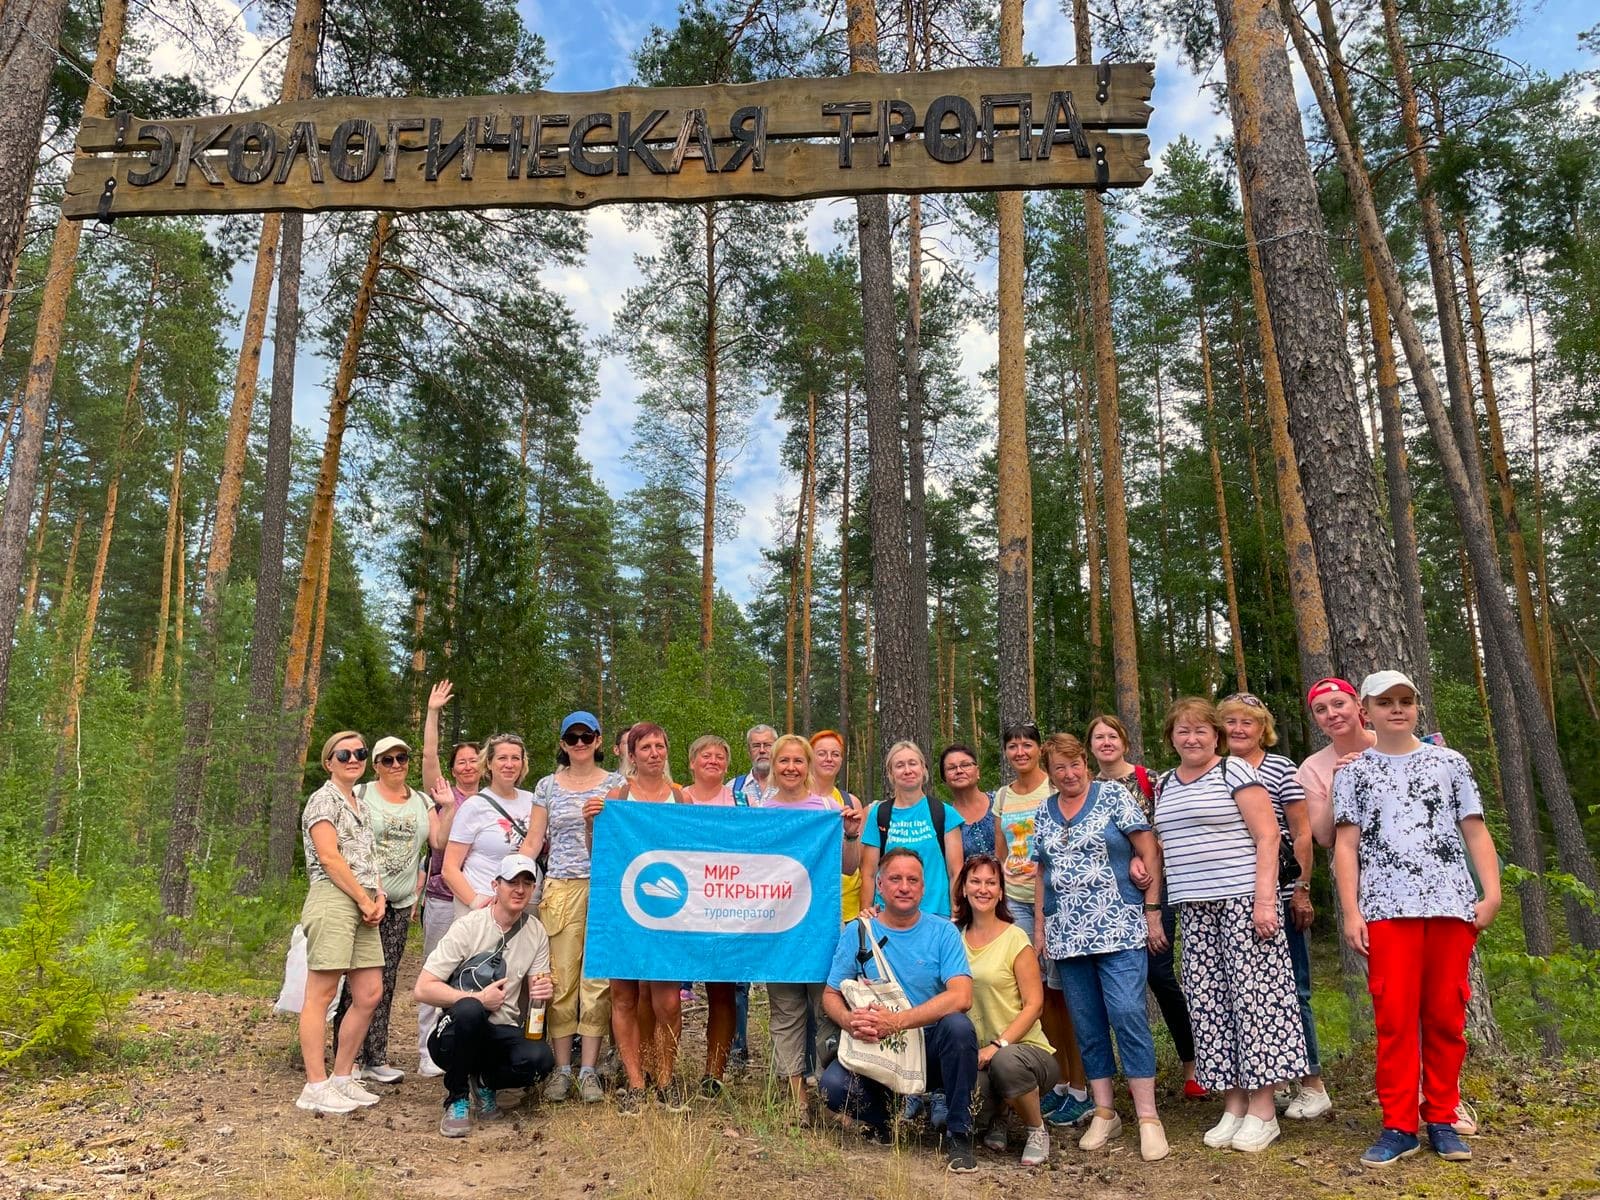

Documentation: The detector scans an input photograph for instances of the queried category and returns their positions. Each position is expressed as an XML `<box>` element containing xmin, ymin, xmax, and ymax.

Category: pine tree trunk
<box><xmin>902</xmin><ymin>4</ymin><xmax>933</xmax><ymax>739</ymax></box>
<box><xmin>846</xmin><ymin>0</ymin><xmax>921</xmax><ymax>770</ymax></box>
<box><xmin>0</xmin><ymin>0</ymin><xmax>129</xmax><ymax>716</ymax></box>
<box><xmin>236</xmin><ymin>201</ymin><xmax>308</xmax><ymax>887</ymax></box>
<box><xmin>1306</xmin><ymin>0</ymin><xmax>1435</xmax><ymax>720</ymax></box>
<box><xmin>1070</xmin><ymin>0</ymin><xmax>1142</xmax><ymax>755</ymax></box>
<box><xmin>1198</xmin><ymin>306</ymin><xmax>1248</xmax><ymax>691</ymax></box>
<box><xmin>0</xmin><ymin>383</ymin><xmax>22</xmax><ymax>463</ymax></box>
<box><xmin>0</xmin><ymin>0</ymin><xmax>69</xmax><ymax>361</ymax></box>
<box><xmin>784</xmin><ymin>491</ymin><xmax>802</xmax><ymax>734</ymax></box>
<box><xmin>1236</xmin><ymin>182</ymin><xmax>1332</xmax><ymax>700</ymax></box>
<box><xmin>265</xmin><ymin>211</ymin><xmax>393</xmax><ymax>882</ymax></box>
<box><xmin>1455</xmin><ymin>216</ymin><xmax>1550</xmax><ymax>719</ymax></box>
<box><xmin>1215</xmin><ymin>0</ymin><xmax>1416</xmax><ymax>688</ymax></box>
<box><xmin>838</xmin><ymin>385</ymin><xmax>851</xmax><ymax>763</ymax></box>
<box><xmin>700</xmin><ymin>201</ymin><xmax>718</xmax><ymax>653</ymax></box>
<box><xmin>21</xmin><ymin>424</ymin><xmax>62</xmax><ymax>622</ymax></box>
<box><xmin>800</xmin><ymin>390</ymin><xmax>818</xmax><ymax>732</ymax></box>
<box><xmin>41</xmin><ymin>260</ymin><xmax>157</xmax><ymax>851</ymax></box>
<box><xmin>162</xmin><ymin>0</ymin><xmax>325</xmax><ymax>924</ymax></box>
<box><xmin>150</xmin><ymin>394</ymin><xmax>187</xmax><ymax>683</ymax></box>
<box><xmin>1076</xmin><ymin>367</ymin><xmax>1104</xmax><ymax>705</ymax></box>
<box><xmin>1153</xmin><ymin>342</ymin><xmax>1178</xmax><ymax>696</ymax></box>
<box><xmin>55</xmin><ymin>508</ymin><xmax>86</xmax><ymax>626</ymax></box>
<box><xmin>994</xmin><ymin>0</ymin><xmax>1033</xmax><ymax>731</ymax></box>
<box><xmin>1286</xmin><ymin>0</ymin><xmax>1600</xmax><ymax>953</ymax></box>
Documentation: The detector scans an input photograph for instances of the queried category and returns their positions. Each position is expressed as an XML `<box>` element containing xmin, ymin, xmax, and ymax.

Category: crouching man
<box><xmin>415</xmin><ymin>854</ymin><xmax>555</xmax><ymax>1136</ymax></box>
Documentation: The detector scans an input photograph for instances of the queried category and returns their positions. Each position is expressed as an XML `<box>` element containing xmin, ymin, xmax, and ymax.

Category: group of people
<box><xmin>291</xmin><ymin>669</ymin><xmax>1500</xmax><ymax>1173</ymax></box>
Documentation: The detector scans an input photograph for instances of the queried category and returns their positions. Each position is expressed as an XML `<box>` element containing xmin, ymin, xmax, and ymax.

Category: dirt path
<box><xmin>3</xmin><ymin>978</ymin><xmax>1597</xmax><ymax>1200</ymax></box>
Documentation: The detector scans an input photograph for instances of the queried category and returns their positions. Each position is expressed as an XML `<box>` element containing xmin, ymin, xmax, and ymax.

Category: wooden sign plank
<box><xmin>63</xmin><ymin>133</ymin><xmax>1151</xmax><ymax>219</ymax></box>
<box><xmin>74</xmin><ymin>64</ymin><xmax>1154</xmax><ymax>154</ymax></box>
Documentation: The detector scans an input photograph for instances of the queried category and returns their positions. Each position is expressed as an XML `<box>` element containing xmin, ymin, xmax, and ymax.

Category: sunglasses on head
<box><xmin>1223</xmin><ymin>692</ymin><xmax>1265</xmax><ymax>709</ymax></box>
<box><xmin>331</xmin><ymin>747</ymin><xmax>369</xmax><ymax>764</ymax></box>
<box><xmin>377</xmin><ymin>751</ymin><xmax>410</xmax><ymax>768</ymax></box>
<box><xmin>562</xmin><ymin>730</ymin><xmax>598</xmax><ymax>747</ymax></box>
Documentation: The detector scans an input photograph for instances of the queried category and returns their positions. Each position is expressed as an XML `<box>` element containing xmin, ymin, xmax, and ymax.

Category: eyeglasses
<box><xmin>945</xmin><ymin>760</ymin><xmax>978</xmax><ymax>772</ymax></box>
<box><xmin>377</xmin><ymin>752</ymin><xmax>410</xmax><ymax>768</ymax></box>
<box><xmin>562</xmin><ymin>730</ymin><xmax>598</xmax><ymax>747</ymax></box>
<box><xmin>1222</xmin><ymin>692</ymin><xmax>1265</xmax><ymax>709</ymax></box>
<box><xmin>331</xmin><ymin>747</ymin><xmax>369</xmax><ymax>764</ymax></box>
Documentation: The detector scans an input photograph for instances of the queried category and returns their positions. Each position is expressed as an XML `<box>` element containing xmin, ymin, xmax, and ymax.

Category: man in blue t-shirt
<box><xmin>821</xmin><ymin>848</ymin><xmax>979</xmax><ymax>1172</ymax></box>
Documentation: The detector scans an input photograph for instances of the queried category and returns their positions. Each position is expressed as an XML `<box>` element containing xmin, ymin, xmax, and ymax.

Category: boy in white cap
<box><xmin>1332</xmin><ymin>671</ymin><xmax>1501</xmax><ymax>1168</ymax></box>
<box><xmin>415</xmin><ymin>854</ymin><xmax>555</xmax><ymax>1136</ymax></box>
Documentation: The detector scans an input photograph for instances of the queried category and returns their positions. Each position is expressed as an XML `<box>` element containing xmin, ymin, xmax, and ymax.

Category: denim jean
<box><xmin>1284</xmin><ymin>916</ymin><xmax>1322</xmax><ymax>1075</ymax></box>
<box><xmin>1056</xmin><ymin>947</ymin><xmax>1157</xmax><ymax>1080</ymax></box>
<box><xmin>821</xmin><ymin>1011</ymin><xmax>977</xmax><ymax>1135</ymax></box>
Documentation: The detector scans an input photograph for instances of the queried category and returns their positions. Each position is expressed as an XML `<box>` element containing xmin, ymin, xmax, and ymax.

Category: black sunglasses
<box><xmin>331</xmin><ymin>747</ymin><xmax>369</xmax><ymax>763</ymax></box>
<box><xmin>562</xmin><ymin>730</ymin><xmax>598</xmax><ymax>747</ymax></box>
<box><xmin>377</xmin><ymin>751</ymin><xmax>410</xmax><ymax>767</ymax></box>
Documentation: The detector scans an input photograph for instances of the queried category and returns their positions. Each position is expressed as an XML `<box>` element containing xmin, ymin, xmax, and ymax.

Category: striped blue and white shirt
<box><xmin>1153</xmin><ymin>758</ymin><xmax>1264</xmax><ymax>904</ymax></box>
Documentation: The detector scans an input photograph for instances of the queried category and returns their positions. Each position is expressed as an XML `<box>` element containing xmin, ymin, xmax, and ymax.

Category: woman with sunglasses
<box><xmin>295</xmin><ymin>731</ymin><xmax>385</xmax><ymax>1115</ymax></box>
<box><xmin>417</xmin><ymin>679</ymin><xmax>481</xmax><ymax>1077</ymax></box>
<box><xmin>1087</xmin><ymin>713</ymin><xmax>1201</xmax><ymax>1100</ymax></box>
<box><xmin>585</xmin><ymin>722</ymin><xmax>687</xmax><ymax>1112</ymax></box>
<box><xmin>1218</xmin><ymin>692</ymin><xmax>1328</xmax><ymax>1120</ymax></box>
<box><xmin>331</xmin><ymin>734</ymin><xmax>430</xmax><ymax>1085</ymax></box>
<box><xmin>443</xmin><ymin>733</ymin><xmax>534</xmax><ymax>917</ymax></box>
<box><xmin>518</xmin><ymin>711</ymin><xmax>622</xmax><ymax>1106</ymax></box>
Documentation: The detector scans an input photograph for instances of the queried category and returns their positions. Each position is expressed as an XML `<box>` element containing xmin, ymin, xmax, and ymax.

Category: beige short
<box><xmin>301</xmin><ymin>880</ymin><xmax>384</xmax><ymax>972</ymax></box>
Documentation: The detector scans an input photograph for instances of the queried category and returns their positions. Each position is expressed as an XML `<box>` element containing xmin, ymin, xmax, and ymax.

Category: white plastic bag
<box><xmin>274</xmin><ymin>924</ymin><xmax>309</xmax><ymax>1014</ymax></box>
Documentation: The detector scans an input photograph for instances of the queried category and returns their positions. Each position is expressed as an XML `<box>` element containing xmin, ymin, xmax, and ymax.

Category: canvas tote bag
<box><xmin>836</xmin><ymin>915</ymin><xmax>928</xmax><ymax>1094</ymax></box>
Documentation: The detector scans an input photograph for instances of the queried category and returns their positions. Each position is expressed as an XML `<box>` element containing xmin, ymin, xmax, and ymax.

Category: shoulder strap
<box><xmin>479</xmin><ymin>791</ymin><xmax>528</xmax><ymax>841</ymax></box>
<box><xmin>616</xmin><ymin>781</ymin><xmax>631</xmax><ymax>801</ymax></box>
<box><xmin>876</xmin><ymin>798</ymin><xmax>892</xmax><ymax>843</ymax></box>
<box><xmin>732</xmin><ymin>775</ymin><xmax>749</xmax><ymax>807</ymax></box>
<box><xmin>930</xmin><ymin>795</ymin><xmax>946</xmax><ymax>844</ymax></box>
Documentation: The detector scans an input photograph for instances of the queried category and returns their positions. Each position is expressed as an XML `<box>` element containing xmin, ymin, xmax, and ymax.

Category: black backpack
<box><xmin>873</xmin><ymin>796</ymin><xmax>947</xmax><ymax>849</ymax></box>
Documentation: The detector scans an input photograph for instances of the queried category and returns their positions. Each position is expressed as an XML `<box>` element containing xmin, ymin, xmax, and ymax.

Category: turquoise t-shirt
<box><xmin>827</xmin><ymin>913</ymin><xmax>971</xmax><ymax>1007</ymax></box>
<box><xmin>862</xmin><ymin>797</ymin><xmax>965</xmax><ymax>917</ymax></box>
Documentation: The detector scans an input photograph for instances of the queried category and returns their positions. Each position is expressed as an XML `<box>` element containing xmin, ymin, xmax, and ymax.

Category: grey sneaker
<box><xmin>439</xmin><ymin>1095</ymin><xmax>471</xmax><ymax>1137</ymax></box>
<box><xmin>983</xmin><ymin>1120</ymin><xmax>1008</xmax><ymax>1152</ymax></box>
<box><xmin>1021</xmin><ymin>1125</ymin><xmax>1050</xmax><ymax>1166</ymax></box>
<box><xmin>544</xmin><ymin>1070</ymin><xmax>574</xmax><ymax>1103</ymax></box>
<box><xmin>579</xmin><ymin>1070</ymin><xmax>605</xmax><ymax>1104</ymax></box>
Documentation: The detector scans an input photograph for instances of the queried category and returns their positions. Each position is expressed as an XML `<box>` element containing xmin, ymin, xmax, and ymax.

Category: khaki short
<box><xmin>302</xmin><ymin>880</ymin><xmax>384</xmax><ymax>972</ymax></box>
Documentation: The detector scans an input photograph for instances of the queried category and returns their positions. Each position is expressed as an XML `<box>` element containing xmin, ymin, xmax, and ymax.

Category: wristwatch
<box><xmin>1293</xmin><ymin>881</ymin><xmax>1311</xmax><ymax>892</ymax></box>
<box><xmin>991</xmin><ymin>1038</ymin><xmax>1009</xmax><ymax>1049</ymax></box>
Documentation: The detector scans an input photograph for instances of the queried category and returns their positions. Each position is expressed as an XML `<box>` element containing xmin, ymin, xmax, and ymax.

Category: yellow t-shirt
<box><xmin>994</xmin><ymin>777</ymin><xmax>1051</xmax><ymax>906</ymax></box>
<box><xmin>962</xmin><ymin>922</ymin><xmax>1053</xmax><ymax>1052</ymax></box>
<box><xmin>836</xmin><ymin>786</ymin><xmax>863</xmax><ymax>923</ymax></box>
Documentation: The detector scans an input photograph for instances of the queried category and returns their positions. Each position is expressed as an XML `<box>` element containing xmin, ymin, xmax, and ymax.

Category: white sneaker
<box><xmin>360</xmin><ymin>1063</ymin><xmax>405</xmax><ymax>1084</ymax></box>
<box><xmin>1020</xmin><ymin>1126</ymin><xmax>1051</xmax><ymax>1166</ymax></box>
<box><xmin>333</xmin><ymin>1076</ymin><xmax>381</xmax><ymax>1106</ymax></box>
<box><xmin>296</xmin><ymin>1080</ymin><xmax>359</xmax><ymax>1115</ymax></box>
<box><xmin>1203</xmin><ymin>1111</ymin><xmax>1243</xmax><ymax>1148</ymax></box>
<box><xmin>1230</xmin><ymin>1115</ymin><xmax>1281</xmax><ymax>1153</ymax></box>
<box><xmin>1284</xmin><ymin>1086</ymin><xmax>1331</xmax><ymax>1119</ymax></box>
<box><xmin>418</xmin><ymin>1053</ymin><xmax>445</xmax><ymax>1078</ymax></box>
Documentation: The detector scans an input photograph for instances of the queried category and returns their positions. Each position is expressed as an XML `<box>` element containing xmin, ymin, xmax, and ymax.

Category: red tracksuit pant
<box><xmin>1366</xmin><ymin>916</ymin><xmax>1477</xmax><ymax>1134</ymax></box>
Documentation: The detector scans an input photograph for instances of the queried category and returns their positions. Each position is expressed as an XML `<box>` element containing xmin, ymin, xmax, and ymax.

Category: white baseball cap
<box><xmin>494</xmin><ymin>854</ymin><xmax>542</xmax><ymax>884</ymax></box>
<box><xmin>1359</xmin><ymin>670</ymin><xmax>1419</xmax><ymax>701</ymax></box>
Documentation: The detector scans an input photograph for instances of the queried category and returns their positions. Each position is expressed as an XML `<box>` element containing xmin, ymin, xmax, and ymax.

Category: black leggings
<box><xmin>1148</xmin><ymin>902</ymin><xmax>1195</xmax><ymax>1064</ymax></box>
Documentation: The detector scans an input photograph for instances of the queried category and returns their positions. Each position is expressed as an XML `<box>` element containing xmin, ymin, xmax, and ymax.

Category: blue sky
<box><xmin>163</xmin><ymin>0</ymin><xmax>1598</xmax><ymax>611</ymax></box>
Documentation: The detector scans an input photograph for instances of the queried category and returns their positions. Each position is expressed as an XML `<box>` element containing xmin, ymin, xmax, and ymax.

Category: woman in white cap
<box><xmin>331</xmin><ymin>733</ymin><xmax>430</xmax><ymax>1084</ymax></box>
<box><xmin>518</xmin><ymin>711</ymin><xmax>621</xmax><ymax>1105</ymax></box>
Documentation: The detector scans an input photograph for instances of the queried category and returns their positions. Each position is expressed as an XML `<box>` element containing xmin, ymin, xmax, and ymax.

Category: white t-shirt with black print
<box><xmin>1331</xmin><ymin>743</ymin><xmax>1484</xmax><ymax>924</ymax></box>
<box><xmin>1152</xmin><ymin>758</ymin><xmax>1263</xmax><ymax>905</ymax></box>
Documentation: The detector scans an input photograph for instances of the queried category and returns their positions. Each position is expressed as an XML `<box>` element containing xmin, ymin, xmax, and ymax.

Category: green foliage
<box><xmin>0</xmin><ymin>870</ymin><xmax>142</xmax><ymax>1068</ymax></box>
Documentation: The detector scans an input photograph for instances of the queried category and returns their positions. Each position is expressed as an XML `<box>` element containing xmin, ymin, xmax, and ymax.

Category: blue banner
<box><xmin>583</xmin><ymin>802</ymin><xmax>841</xmax><ymax>983</ymax></box>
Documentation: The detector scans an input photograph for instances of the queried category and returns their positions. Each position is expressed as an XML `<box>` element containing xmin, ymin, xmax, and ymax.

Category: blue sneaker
<box><xmin>1045</xmin><ymin>1094</ymin><xmax>1095</xmax><ymax>1128</ymax></box>
<box><xmin>472</xmin><ymin>1078</ymin><xmax>501</xmax><ymax>1121</ymax></box>
<box><xmin>1361</xmin><ymin>1128</ymin><xmax>1420</xmax><ymax>1167</ymax></box>
<box><xmin>1427</xmin><ymin>1123</ymin><xmax>1472</xmax><ymax>1161</ymax></box>
<box><xmin>439</xmin><ymin>1095</ymin><xmax>471</xmax><ymax>1138</ymax></box>
<box><xmin>902</xmin><ymin>1093</ymin><xmax>927</xmax><ymax>1121</ymax></box>
<box><xmin>929</xmin><ymin>1091</ymin><xmax>949</xmax><ymax>1132</ymax></box>
<box><xmin>1039</xmin><ymin>1089</ymin><xmax>1067</xmax><ymax>1118</ymax></box>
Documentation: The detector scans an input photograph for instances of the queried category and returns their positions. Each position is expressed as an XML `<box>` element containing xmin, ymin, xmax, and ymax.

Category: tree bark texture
<box><xmin>1285</xmin><ymin>0</ymin><xmax>1600</xmax><ymax>952</ymax></box>
<box><xmin>846</xmin><ymin>0</ymin><xmax>922</xmax><ymax>770</ymax></box>
<box><xmin>1214</xmin><ymin>0</ymin><xmax>1416</xmax><ymax>687</ymax></box>
<box><xmin>1199</xmin><ymin>306</ymin><xmax>1248</xmax><ymax>692</ymax></box>
<box><xmin>0</xmin><ymin>0</ymin><xmax>128</xmax><ymax>717</ymax></box>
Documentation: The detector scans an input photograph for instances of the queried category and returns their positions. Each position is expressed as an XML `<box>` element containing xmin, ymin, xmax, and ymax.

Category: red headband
<box><xmin>1306</xmin><ymin>677</ymin><xmax>1358</xmax><ymax>705</ymax></box>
